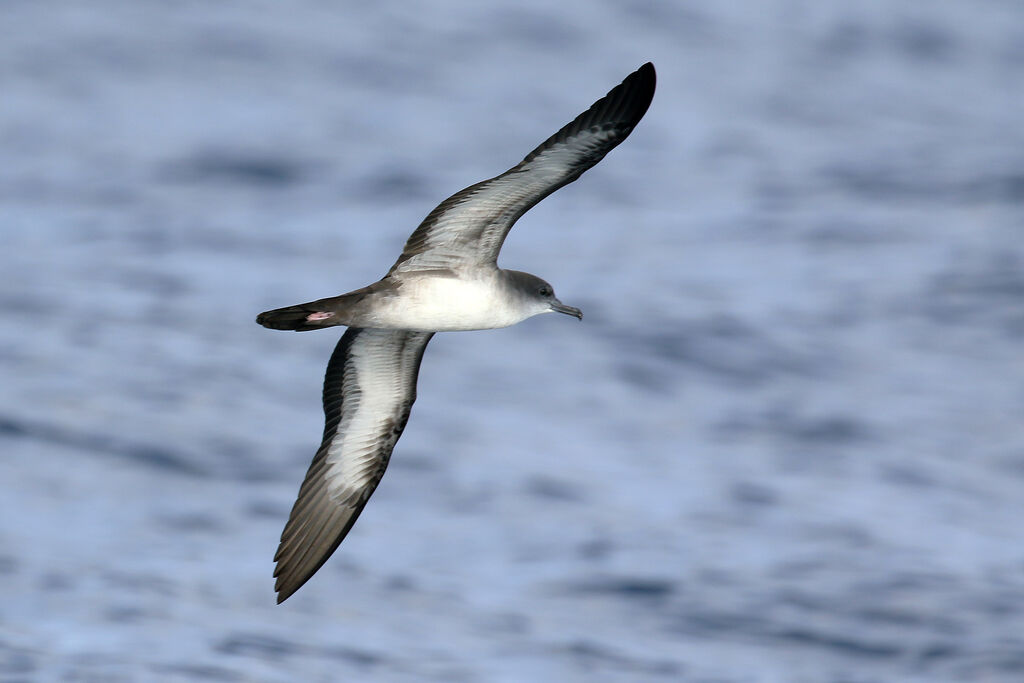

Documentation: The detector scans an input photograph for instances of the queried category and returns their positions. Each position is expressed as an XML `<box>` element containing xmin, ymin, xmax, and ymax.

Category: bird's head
<box><xmin>505</xmin><ymin>270</ymin><xmax>582</xmax><ymax>321</ymax></box>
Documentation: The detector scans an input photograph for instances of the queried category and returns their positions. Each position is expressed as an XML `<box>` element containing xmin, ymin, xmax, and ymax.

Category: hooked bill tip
<box><xmin>550</xmin><ymin>302</ymin><xmax>583</xmax><ymax>320</ymax></box>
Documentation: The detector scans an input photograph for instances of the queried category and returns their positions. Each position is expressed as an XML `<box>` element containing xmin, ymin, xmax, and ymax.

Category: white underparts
<box><xmin>367</xmin><ymin>274</ymin><xmax>538</xmax><ymax>331</ymax></box>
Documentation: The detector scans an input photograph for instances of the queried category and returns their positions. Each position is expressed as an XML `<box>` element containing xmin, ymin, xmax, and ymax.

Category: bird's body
<box><xmin>259</xmin><ymin>267</ymin><xmax>550</xmax><ymax>332</ymax></box>
<box><xmin>371</xmin><ymin>271</ymin><xmax>523</xmax><ymax>331</ymax></box>
<box><xmin>258</xmin><ymin>62</ymin><xmax>656</xmax><ymax>602</ymax></box>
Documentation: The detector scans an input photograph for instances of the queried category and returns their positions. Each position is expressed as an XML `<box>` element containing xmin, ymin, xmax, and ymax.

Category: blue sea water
<box><xmin>2</xmin><ymin>1</ymin><xmax>1024</xmax><ymax>680</ymax></box>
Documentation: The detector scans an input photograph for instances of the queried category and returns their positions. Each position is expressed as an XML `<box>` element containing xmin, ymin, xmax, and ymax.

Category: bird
<box><xmin>257</xmin><ymin>62</ymin><xmax>656</xmax><ymax>603</ymax></box>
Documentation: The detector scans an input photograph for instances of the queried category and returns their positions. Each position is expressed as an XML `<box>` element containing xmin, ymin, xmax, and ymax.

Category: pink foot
<box><xmin>306</xmin><ymin>312</ymin><xmax>334</xmax><ymax>322</ymax></box>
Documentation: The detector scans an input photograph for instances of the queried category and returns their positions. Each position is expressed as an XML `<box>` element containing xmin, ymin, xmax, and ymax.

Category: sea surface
<box><xmin>2</xmin><ymin>1</ymin><xmax>1024</xmax><ymax>681</ymax></box>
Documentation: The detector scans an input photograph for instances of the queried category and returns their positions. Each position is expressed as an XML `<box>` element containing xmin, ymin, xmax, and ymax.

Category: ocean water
<box><xmin>2</xmin><ymin>1</ymin><xmax>1024</xmax><ymax>680</ymax></box>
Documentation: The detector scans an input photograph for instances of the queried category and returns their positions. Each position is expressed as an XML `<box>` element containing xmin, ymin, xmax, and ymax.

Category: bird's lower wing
<box><xmin>273</xmin><ymin>327</ymin><xmax>434</xmax><ymax>603</ymax></box>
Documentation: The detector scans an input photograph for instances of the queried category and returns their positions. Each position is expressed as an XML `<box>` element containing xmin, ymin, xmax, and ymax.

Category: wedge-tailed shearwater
<box><xmin>258</xmin><ymin>62</ymin><xmax>655</xmax><ymax>602</ymax></box>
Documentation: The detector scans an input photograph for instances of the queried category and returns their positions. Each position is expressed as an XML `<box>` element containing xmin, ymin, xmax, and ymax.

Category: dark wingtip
<box><xmin>622</xmin><ymin>62</ymin><xmax>656</xmax><ymax>121</ymax></box>
<box><xmin>521</xmin><ymin>61</ymin><xmax>657</xmax><ymax>168</ymax></box>
<box><xmin>638</xmin><ymin>63</ymin><xmax>656</xmax><ymax>104</ymax></box>
<box><xmin>273</xmin><ymin>564</ymin><xmax>308</xmax><ymax>604</ymax></box>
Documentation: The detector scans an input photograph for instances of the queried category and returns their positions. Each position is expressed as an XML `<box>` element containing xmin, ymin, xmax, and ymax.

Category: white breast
<box><xmin>371</xmin><ymin>274</ymin><xmax>530</xmax><ymax>331</ymax></box>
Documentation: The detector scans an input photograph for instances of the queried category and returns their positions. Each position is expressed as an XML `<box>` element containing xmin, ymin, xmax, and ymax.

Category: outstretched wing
<box><xmin>388</xmin><ymin>62</ymin><xmax>656</xmax><ymax>275</ymax></box>
<box><xmin>273</xmin><ymin>327</ymin><xmax>433</xmax><ymax>603</ymax></box>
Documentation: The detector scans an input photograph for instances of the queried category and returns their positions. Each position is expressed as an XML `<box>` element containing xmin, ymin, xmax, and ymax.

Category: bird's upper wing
<box><xmin>387</xmin><ymin>62</ymin><xmax>656</xmax><ymax>275</ymax></box>
<box><xmin>273</xmin><ymin>327</ymin><xmax>433</xmax><ymax>603</ymax></box>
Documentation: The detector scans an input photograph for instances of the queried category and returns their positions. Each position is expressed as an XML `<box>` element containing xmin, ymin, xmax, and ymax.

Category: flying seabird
<box><xmin>258</xmin><ymin>62</ymin><xmax>656</xmax><ymax>603</ymax></box>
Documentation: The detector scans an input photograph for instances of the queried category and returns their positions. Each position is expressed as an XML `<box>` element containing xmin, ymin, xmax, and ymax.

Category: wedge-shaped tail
<box><xmin>256</xmin><ymin>301</ymin><xmax>342</xmax><ymax>331</ymax></box>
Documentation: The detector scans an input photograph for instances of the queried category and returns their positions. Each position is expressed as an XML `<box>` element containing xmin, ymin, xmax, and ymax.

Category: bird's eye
<box><xmin>539</xmin><ymin>286</ymin><xmax>552</xmax><ymax>297</ymax></box>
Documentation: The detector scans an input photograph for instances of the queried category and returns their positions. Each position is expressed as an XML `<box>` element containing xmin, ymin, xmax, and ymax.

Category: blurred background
<box><xmin>2</xmin><ymin>1</ymin><xmax>1023</xmax><ymax>681</ymax></box>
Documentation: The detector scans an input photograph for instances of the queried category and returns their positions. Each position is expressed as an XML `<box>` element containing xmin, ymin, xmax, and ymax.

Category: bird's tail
<box><xmin>256</xmin><ymin>299</ymin><xmax>344</xmax><ymax>332</ymax></box>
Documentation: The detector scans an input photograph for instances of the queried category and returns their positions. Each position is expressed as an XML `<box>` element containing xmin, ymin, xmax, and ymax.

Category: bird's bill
<box><xmin>550</xmin><ymin>301</ymin><xmax>583</xmax><ymax>320</ymax></box>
